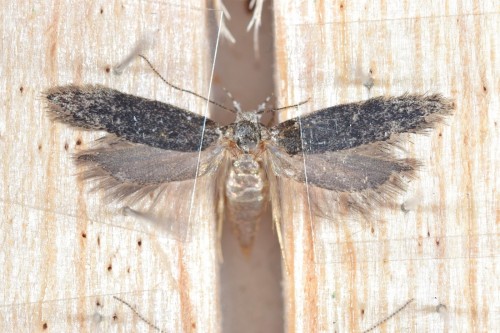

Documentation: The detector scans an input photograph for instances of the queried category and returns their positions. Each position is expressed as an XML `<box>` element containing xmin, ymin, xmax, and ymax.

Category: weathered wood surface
<box><xmin>1</xmin><ymin>1</ymin><xmax>221</xmax><ymax>332</ymax></box>
<box><xmin>2</xmin><ymin>1</ymin><xmax>498</xmax><ymax>332</ymax></box>
<box><xmin>273</xmin><ymin>1</ymin><xmax>498</xmax><ymax>332</ymax></box>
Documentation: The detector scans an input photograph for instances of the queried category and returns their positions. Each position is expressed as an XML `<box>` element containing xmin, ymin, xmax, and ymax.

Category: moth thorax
<box><xmin>234</xmin><ymin>120</ymin><xmax>261</xmax><ymax>153</ymax></box>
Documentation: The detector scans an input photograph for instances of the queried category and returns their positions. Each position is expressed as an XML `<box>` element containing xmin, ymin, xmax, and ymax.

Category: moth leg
<box><xmin>264</xmin><ymin>157</ymin><xmax>291</xmax><ymax>275</ymax></box>
<box><xmin>274</xmin><ymin>214</ymin><xmax>290</xmax><ymax>276</ymax></box>
<box><xmin>216</xmin><ymin>185</ymin><xmax>225</xmax><ymax>264</ymax></box>
<box><xmin>215</xmin><ymin>159</ymin><xmax>230</xmax><ymax>263</ymax></box>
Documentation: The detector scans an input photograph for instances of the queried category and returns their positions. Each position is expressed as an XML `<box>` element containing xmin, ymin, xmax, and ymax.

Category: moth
<box><xmin>44</xmin><ymin>82</ymin><xmax>453</xmax><ymax>251</ymax></box>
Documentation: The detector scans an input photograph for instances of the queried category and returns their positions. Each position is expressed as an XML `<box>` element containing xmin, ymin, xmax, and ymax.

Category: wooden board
<box><xmin>2</xmin><ymin>1</ymin><xmax>498</xmax><ymax>332</ymax></box>
<box><xmin>272</xmin><ymin>1</ymin><xmax>498</xmax><ymax>332</ymax></box>
<box><xmin>0</xmin><ymin>1</ymin><xmax>221</xmax><ymax>332</ymax></box>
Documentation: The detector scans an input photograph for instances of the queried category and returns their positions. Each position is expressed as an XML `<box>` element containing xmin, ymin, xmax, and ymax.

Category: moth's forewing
<box><xmin>44</xmin><ymin>86</ymin><xmax>224</xmax><ymax>241</ymax></box>
<box><xmin>276</xmin><ymin>95</ymin><xmax>453</xmax><ymax>155</ymax></box>
<box><xmin>270</xmin><ymin>95</ymin><xmax>454</xmax><ymax>262</ymax></box>
<box><xmin>44</xmin><ymin>85</ymin><xmax>220</xmax><ymax>152</ymax></box>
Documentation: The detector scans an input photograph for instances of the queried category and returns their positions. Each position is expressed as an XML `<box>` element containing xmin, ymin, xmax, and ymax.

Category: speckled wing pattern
<box><xmin>44</xmin><ymin>85</ymin><xmax>224</xmax><ymax>212</ymax></box>
<box><xmin>45</xmin><ymin>85</ymin><xmax>219</xmax><ymax>152</ymax></box>
<box><xmin>268</xmin><ymin>94</ymin><xmax>454</xmax><ymax>213</ymax></box>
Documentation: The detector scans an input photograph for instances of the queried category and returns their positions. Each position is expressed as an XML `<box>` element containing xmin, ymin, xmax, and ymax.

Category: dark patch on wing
<box><xmin>44</xmin><ymin>85</ymin><xmax>220</xmax><ymax>152</ymax></box>
<box><xmin>273</xmin><ymin>94</ymin><xmax>454</xmax><ymax>154</ymax></box>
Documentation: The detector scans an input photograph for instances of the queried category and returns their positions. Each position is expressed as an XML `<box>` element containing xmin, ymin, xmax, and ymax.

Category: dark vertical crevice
<box><xmin>212</xmin><ymin>1</ymin><xmax>284</xmax><ymax>333</ymax></box>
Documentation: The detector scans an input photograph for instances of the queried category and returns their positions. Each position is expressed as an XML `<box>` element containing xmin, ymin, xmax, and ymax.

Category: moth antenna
<box><xmin>113</xmin><ymin>296</ymin><xmax>166</xmax><ymax>333</ymax></box>
<box><xmin>138</xmin><ymin>55</ymin><xmax>236</xmax><ymax>114</ymax></box>
<box><xmin>221</xmin><ymin>87</ymin><xmax>243</xmax><ymax>114</ymax></box>
<box><xmin>222</xmin><ymin>87</ymin><xmax>240</xmax><ymax>111</ymax></box>
<box><xmin>362</xmin><ymin>298</ymin><xmax>414</xmax><ymax>333</ymax></box>
<box><xmin>256</xmin><ymin>95</ymin><xmax>273</xmax><ymax>114</ymax></box>
<box><xmin>265</xmin><ymin>99</ymin><xmax>309</xmax><ymax>114</ymax></box>
<box><xmin>232</xmin><ymin>100</ymin><xmax>242</xmax><ymax>114</ymax></box>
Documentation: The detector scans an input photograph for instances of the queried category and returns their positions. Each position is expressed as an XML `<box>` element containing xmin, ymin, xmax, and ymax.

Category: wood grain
<box><xmin>0</xmin><ymin>1</ymin><xmax>221</xmax><ymax>332</ymax></box>
<box><xmin>1</xmin><ymin>1</ymin><xmax>498</xmax><ymax>332</ymax></box>
<box><xmin>273</xmin><ymin>1</ymin><xmax>498</xmax><ymax>332</ymax></box>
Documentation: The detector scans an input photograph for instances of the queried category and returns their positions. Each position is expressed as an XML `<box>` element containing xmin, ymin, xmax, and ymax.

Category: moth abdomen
<box><xmin>225</xmin><ymin>154</ymin><xmax>268</xmax><ymax>251</ymax></box>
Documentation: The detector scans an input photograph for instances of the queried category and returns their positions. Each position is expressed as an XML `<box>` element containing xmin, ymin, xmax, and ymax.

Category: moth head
<box><xmin>233</xmin><ymin>111</ymin><xmax>262</xmax><ymax>153</ymax></box>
